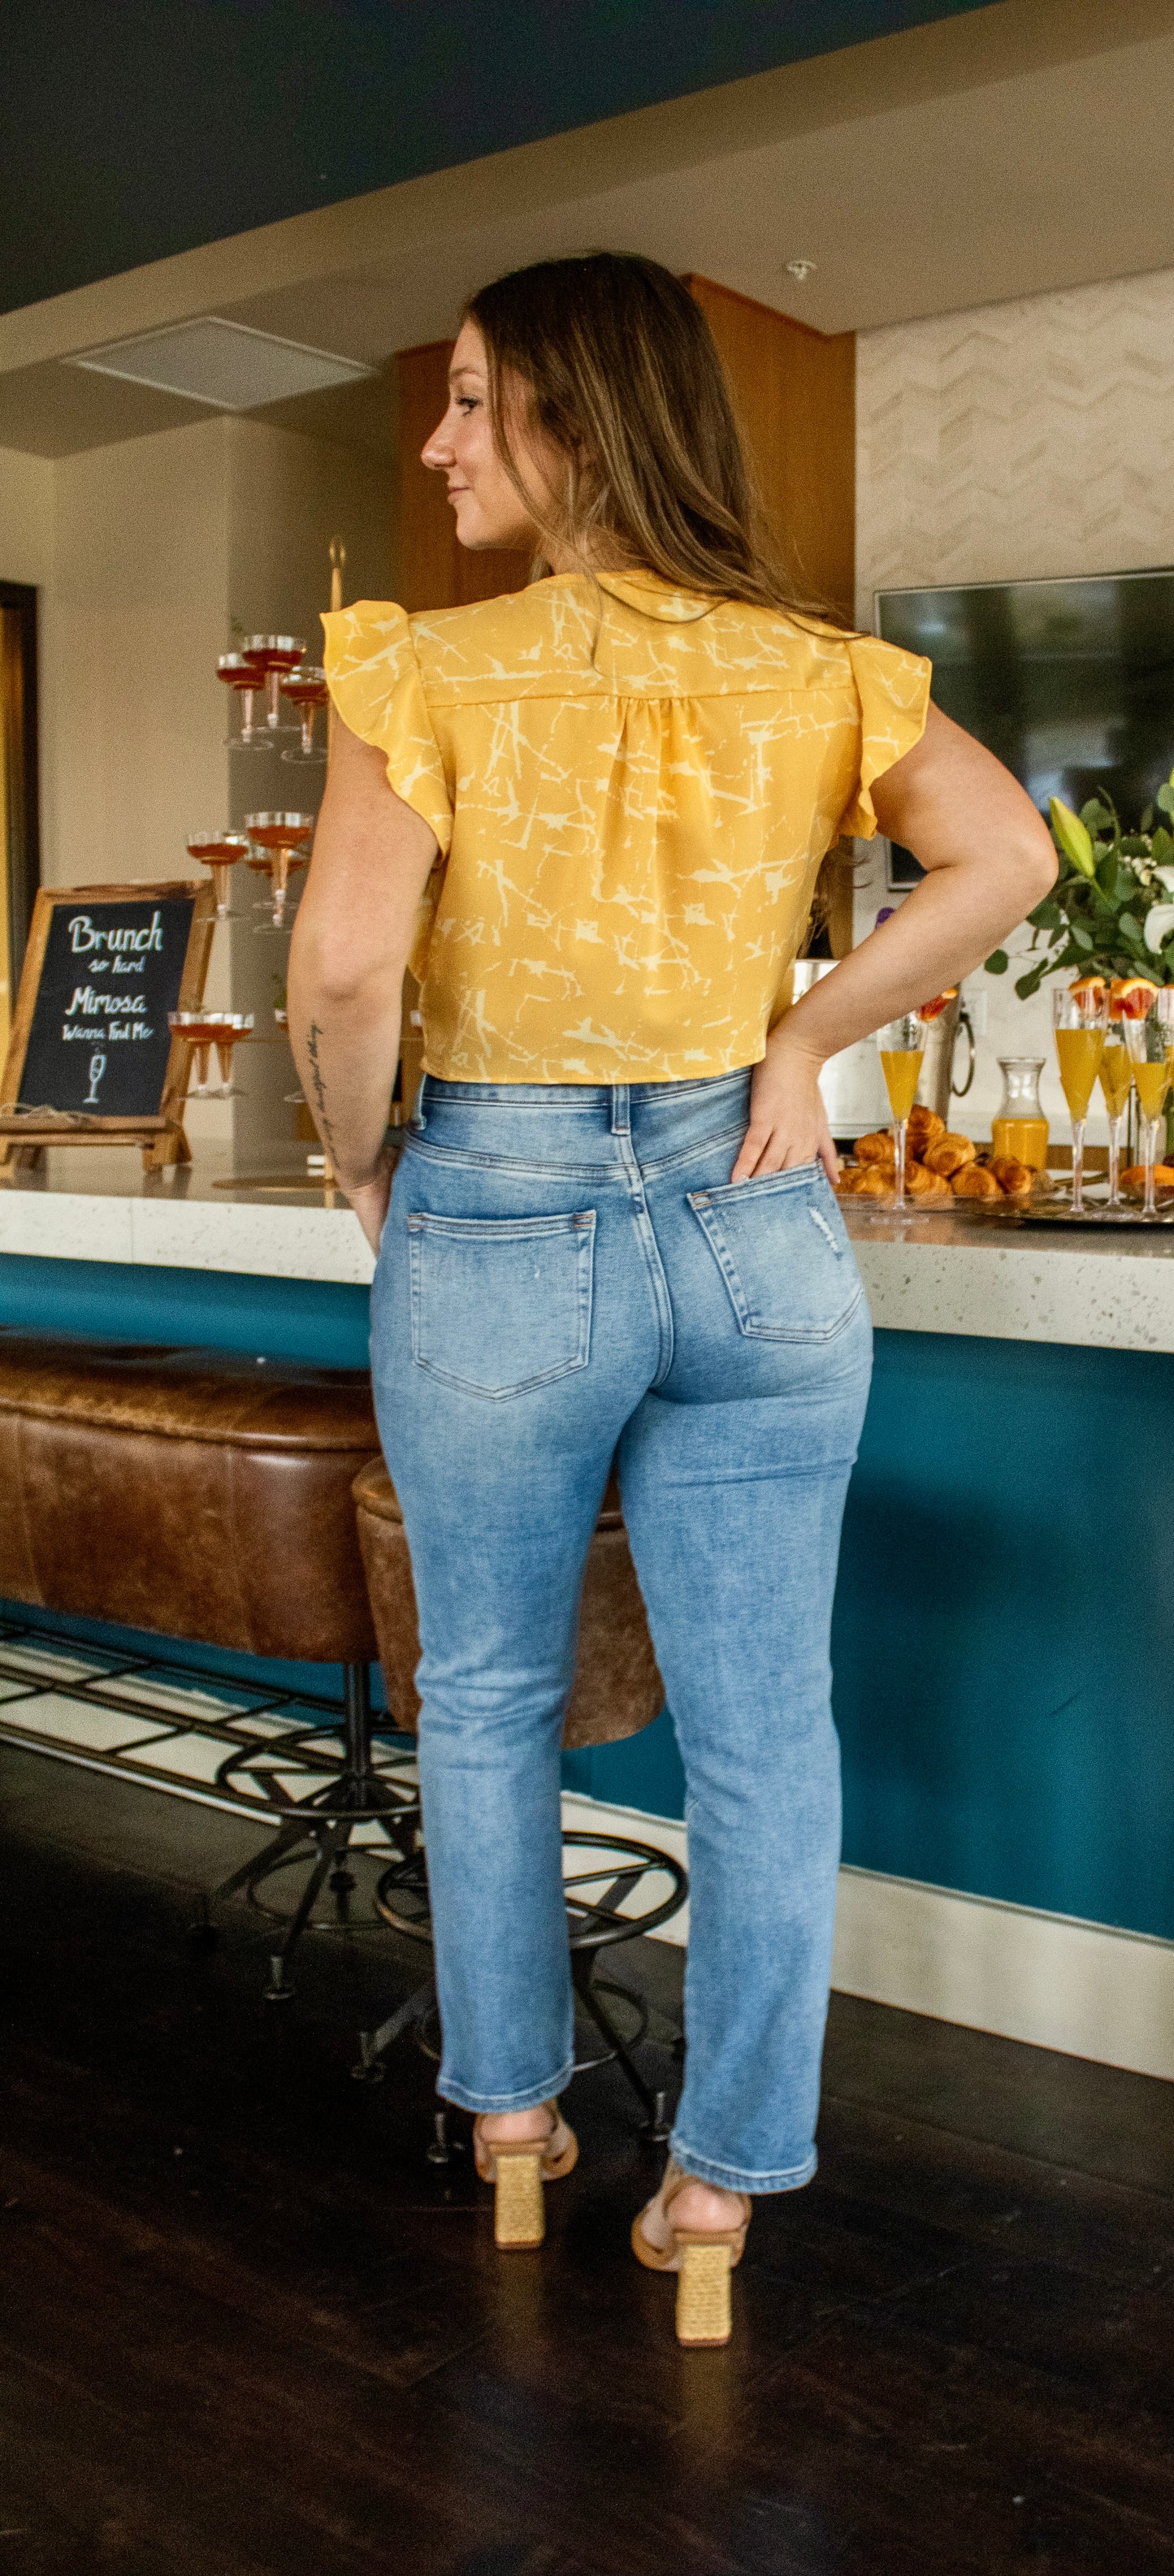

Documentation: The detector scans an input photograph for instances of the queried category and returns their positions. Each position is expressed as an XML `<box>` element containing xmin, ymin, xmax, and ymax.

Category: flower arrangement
<box><xmin>986</xmin><ymin>766</ymin><xmax>1174</xmax><ymax>998</ymax></box>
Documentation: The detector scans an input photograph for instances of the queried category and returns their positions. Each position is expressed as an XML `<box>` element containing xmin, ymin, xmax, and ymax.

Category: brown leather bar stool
<box><xmin>0</xmin><ymin>1332</ymin><xmax>416</xmax><ymax>1998</ymax></box>
<box><xmin>351</xmin><ymin>1459</ymin><xmax>687</xmax><ymax>2141</ymax></box>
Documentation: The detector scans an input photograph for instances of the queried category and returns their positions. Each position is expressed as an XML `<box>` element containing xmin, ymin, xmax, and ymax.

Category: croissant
<box><xmin>849</xmin><ymin>1167</ymin><xmax>895</xmax><ymax>1198</ymax></box>
<box><xmin>1120</xmin><ymin>1164</ymin><xmax>1174</xmax><ymax>1199</ymax></box>
<box><xmin>906</xmin><ymin>1159</ymin><xmax>951</xmax><ymax>1199</ymax></box>
<box><xmin>856</xmin><ymin>1130</ymin><xmax>897</xmax><ymax>1166</ymax></box>
<box><xmin>907</xmin><ymin>1105</ymin><xmax>947</xmax><ymax>1154</ymax></box>
<box><xmin>922</xmin><ymin>1132</ymin><xmax>977</xmax><ymax>1178</ymax></box>
<box><xmin>989</xmin><ymin>1156</ymin><xmax>1033</xmax><ymax>1198</ymax></box>
<box><xmin>951</xmin><ymin>1162</ymin><xmax>1002</xmax><ymax>1199</ymax></box>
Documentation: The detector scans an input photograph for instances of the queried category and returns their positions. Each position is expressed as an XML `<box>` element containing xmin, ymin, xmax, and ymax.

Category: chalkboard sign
<box><xmin>0</xmin><ymin>881</ymin><xmax>214</xmax><ymax>1168</ymax></box>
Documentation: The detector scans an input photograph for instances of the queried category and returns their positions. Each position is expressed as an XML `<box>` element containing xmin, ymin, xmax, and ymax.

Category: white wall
<box><xmin>224</xmin><ymin>418</ymin><xmax>392</xmax><ymax>1160</ymax></box>
<box><xmin>6</xmin><ymin>410</ymin><xmax>390</xmax><ymax>1157</ymax></box>
<box><xmin>856</xmin><ymin>264</ymin><xmax>1174</xmax><ymax>1140</ymax></box>
<box><xmin>0</xmin><ymin>446</ymin><xmax>53</xmax><ymax>589</ymax></box>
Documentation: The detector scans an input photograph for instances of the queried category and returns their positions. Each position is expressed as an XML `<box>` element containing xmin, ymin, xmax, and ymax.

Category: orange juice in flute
<box><xmin>1120</xmin><ymin>981</ymin><xmax>1174</xmax><ymax>1215</ymax></box>
<box><xmin>1099</xmin><ymin>985</ymin><xmax>1137</xmax><ymax>1208</ymax></box>
<box><xmin>874</xmin><ymin>1000</ymin><xmax>942</xmax><ymax>1214</ymax></box>
<box><xmin>1053</xmin><ymin>978</ymin><xmax>1107</xmax><ymax>1214</ymax></box>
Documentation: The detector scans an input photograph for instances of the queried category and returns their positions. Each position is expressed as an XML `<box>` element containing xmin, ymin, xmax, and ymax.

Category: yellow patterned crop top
<box><xmin>322</xmin><ymin>570</ymin><xmax>929</xmax><ymax>1085</ymax></box>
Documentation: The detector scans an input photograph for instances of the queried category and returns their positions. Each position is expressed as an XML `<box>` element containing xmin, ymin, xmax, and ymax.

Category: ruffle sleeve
<box><xmin>838</xmin><ymin>633</ymin><xmax>931</xmax><ymax>839</ymax></box>
<box><xmin>321</xmin><ymin>602</ymin><xmax>453</xmax><ymax>856</ymax></box>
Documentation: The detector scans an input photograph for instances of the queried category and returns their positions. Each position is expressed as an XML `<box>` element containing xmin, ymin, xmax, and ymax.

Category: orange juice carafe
<box><xmin>991</xmin><ymin>1057</ymin><xmax>1048</xmax><ymax>1171</ymax></box>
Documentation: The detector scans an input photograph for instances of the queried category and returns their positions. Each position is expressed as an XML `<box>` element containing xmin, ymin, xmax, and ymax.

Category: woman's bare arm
<box><xmin>288</xmin><ymin>714</ymin><xmax>439</xmax><ymax>1249</ymax></box>
<box><xmin>731</xmin><ymin>704</ymin><xmax>1058</xmax><ymax>1183</ymax></box>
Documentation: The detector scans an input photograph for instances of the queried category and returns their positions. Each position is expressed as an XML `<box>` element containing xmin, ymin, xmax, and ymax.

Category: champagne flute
<box><xmin>1123</xmin><ymin>989</ymin><xmax>1174</xmax><ymax>1218</ymax></box>
<box><xmin>875</xmin><ymin>1014</ymin><xmax>926</xmax><ymax>1214</ymax></box>
<box><xmin>1053</xmin><ymin>984</ymin><xmax>1107</xmax><ymax>1215</ymax></box>
<box><xmin>1098</xmin><ymin>1003</ymin><xmax>1133</xmax><ymax>1210</ymax></box>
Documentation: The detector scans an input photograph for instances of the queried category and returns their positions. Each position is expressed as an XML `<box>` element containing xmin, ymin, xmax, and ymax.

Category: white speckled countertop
<box><xmin>3</xmin><ymin>1145</ymin><xmax>1174</xmax><ymax>1353</ymax></box>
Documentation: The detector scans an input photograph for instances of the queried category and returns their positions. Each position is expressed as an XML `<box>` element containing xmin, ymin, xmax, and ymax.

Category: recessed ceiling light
<box><xmin>783</xmin><ymin>258</ymin><xmax>817</xmax><ymax>284</ymax></box>
<box><xmin>67</xmin><ymin>316</ymin><xmax>375</xmax><ymax>411</ymax></box>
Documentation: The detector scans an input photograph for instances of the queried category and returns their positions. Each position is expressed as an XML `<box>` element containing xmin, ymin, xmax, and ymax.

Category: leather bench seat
<box><xmin>0</xmin><ymin>1332</ymin><xmax>381</xmax><ymax>1664</ymax></box>
<box><xmin>353</xmin><ymin>1459</ymin><xmax>663</xmax><ymax>1749</ymax></box>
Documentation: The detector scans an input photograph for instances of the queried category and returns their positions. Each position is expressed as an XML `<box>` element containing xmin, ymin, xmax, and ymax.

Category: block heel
<box><xmin>492</xmin><ymin>2148</ymin><xmax>547</xmax><ymax>2247</ymax></box>
<box><xmin>675</xmin><ymin>2236</ymin><xmax>734</xmax><ymax>2347</ymax></box>
<box><xmin>472</xmin><ymin>2100</ymin><xmax>578</xmax><ymax>2252</ymax></box>
<box><xmin>631</xmin><ymin>2157</ymin><xmax>752</xmax><ymax>2347</ymax></box>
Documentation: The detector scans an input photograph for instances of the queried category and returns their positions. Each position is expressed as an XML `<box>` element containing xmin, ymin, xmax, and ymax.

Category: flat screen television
<box><xmin>876</xmin><ymin>569</ymin><xmax>1174</xmax><ymax>885</ymax></box>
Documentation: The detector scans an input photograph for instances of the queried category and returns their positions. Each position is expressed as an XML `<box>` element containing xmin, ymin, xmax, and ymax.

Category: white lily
<box><xmin>1143</xmin><ymin>901</ymin><xmax>1174</xmax><ymax>953</ymax></box>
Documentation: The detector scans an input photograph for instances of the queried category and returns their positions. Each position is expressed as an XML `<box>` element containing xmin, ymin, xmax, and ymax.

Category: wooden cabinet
<box><xmin>682</xmin><ymin>276</ymin><xmax>855</xmax><ymax>624</ymax></box>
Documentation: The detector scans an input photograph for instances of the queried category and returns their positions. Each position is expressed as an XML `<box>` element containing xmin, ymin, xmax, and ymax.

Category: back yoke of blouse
<box><xmin>323</xmin><ymin>569</ymin><xmax>929</xmax><ymax>1086</ymax></box>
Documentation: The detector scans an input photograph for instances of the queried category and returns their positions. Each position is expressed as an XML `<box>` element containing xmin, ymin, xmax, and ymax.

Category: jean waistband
<box><xmin>409</xmin><ymin>1068</ymin><xmax>752</xmax><ymax>1165</ymax></box>
<box><xmin>418</xmin><ymin>1070</ymin><xmax>751</xmax><ymax>1113</ymax></box>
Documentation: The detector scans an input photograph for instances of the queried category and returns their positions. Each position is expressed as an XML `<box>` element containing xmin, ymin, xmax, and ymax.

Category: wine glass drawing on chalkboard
<box><xmin>217</xmin><ymin>655</ymin><xmax>272</xmax><ymax>751</ymax></box>
<box><xmin>186</xmin><ymin>830</ymin><xmax>250</xmax><ymax>920</ymax></box>
<box><xmin>240</xmin><ymin>636</ymin><xmax>306</xmax><ymax>745</ymax></box>
<box><xmin>245</xmin><ymin>814</ymin><xmax>314</xmax><ymax>929</ymax></box>
<box><xmin>280</xmin><ymin>665</ymin><xmax>329</xmax><ymax>764</ymax></box>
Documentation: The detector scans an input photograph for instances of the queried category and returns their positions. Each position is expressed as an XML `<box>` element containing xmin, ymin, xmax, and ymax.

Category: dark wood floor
<box><xmin>2</xmin><ymin>1747</ymin><xmax>1172</xmax><ymax>2576</ymax></box>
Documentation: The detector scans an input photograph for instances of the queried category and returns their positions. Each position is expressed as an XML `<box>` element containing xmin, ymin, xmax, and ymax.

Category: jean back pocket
<box><xmin>688</xmin><ymin>1165</ymin><xmax>863</xmax><ymax>1343</ymax></box>
<box><xmin>408</xmin><ymin>1209</ymin><xmax>596</xmax><ymax>1398</ymax></box>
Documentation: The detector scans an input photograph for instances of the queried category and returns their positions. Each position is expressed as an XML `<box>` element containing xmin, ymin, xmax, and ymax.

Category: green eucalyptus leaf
<box><xmin>1028</xmin><ymin>898</ymin><xmax>1062</xmax><ymax>929</ymax></box>
<box><xmin>1069</xmin><ymin>924</ymin><xmax>1095</xmax><ymax>951</ymax></box>
<box><xmin>1015</xmin><ymin>965</ymin><xmax>1047</xmax><ymax>999</ymax></box>
<box><xmin>985</xmin><ymin>949</ymin><xmax>1009</xmax><ymax>974</ymax></box>
<box><xmin>1156</xmin><ymin>784</ymin><xmax>1174</xmax><ymax>818</ymax></box>
<box><xmin>1142</xmin><ymin>804</ymin><xmax>1155</xmax><ymax>833</ymax></box>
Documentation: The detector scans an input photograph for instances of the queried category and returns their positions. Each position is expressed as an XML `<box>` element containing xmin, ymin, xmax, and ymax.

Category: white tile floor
<box><xmin>0</xmin><ymin>1622</ymin><xmax>418</xmax><ymax>1823</ymax></box>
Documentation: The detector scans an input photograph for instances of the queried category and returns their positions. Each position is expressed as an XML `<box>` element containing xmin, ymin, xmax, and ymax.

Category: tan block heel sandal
<box><xmin>472</xmin><ymin>2101</ymin><xmax>578</xmax><ymax>2248</ymax></box>
<box><xmin>631</xmin><ymin>2157</ymin><xmax>752</xmax><ymax>2347</ymax></box>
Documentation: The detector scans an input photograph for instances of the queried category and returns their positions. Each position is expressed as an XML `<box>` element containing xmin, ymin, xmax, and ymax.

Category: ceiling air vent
<box><xmin>68</xmin><ymin>317</ymin><xmax>375</xmax><ymax>410</ymax></box>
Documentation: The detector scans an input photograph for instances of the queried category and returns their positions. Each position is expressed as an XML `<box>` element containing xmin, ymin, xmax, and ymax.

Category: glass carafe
<box><xmin>992</xmin><ymin>1056</ymin><xmax>1048</xmax><ymax>1171</ymax></box>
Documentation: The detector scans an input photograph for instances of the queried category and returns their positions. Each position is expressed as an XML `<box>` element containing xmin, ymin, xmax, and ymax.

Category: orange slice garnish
<box><xmin>1109</xmin><ymin>976</ymin><xmax>1158</xmax><ymax>1021</ymax></box>
<box><xmin>918</xmin><ymin>988</ymin><xmax>959</xmax><ymax>1023</ymax></box>
<box><xmin>1069</xmin><ymin>975</ymin><xmax>1108</xmax><ymax>1008</ymax></box>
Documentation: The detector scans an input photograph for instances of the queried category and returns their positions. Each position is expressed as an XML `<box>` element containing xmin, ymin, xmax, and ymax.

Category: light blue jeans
<box><xmin>370</xmin><ymin>1071</ymin><xmax>873</xmax><ymax>2193</ymax></box>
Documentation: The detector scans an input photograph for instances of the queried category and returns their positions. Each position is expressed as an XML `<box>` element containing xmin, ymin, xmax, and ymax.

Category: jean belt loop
<box><xmin>410</xmin><ymin>1076</ymin><xmax>427</xmax><ymax>1134</ymax></box>
<box><xmin>610</xmin><ymin>1084</ymin><xmax>630</xmax><ymax>1136</ymax></box>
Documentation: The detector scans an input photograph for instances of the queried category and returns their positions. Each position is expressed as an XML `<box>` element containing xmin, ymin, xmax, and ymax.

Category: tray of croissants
<box><xmin>835</xmin><ymin>1107</ymin><xmax>1041</xmax><ymax>1210</ymax></box>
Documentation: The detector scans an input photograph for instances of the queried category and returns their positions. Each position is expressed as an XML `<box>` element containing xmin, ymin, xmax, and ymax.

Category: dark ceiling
<box><xmin>1</xmin><ymin>0</ymin><xmax>992</xmax><ymax>318</ymax></box>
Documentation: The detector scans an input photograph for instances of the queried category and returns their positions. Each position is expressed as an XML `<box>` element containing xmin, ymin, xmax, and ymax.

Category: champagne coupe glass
<box><xmin>244</xmin><ymin>813</ymin><xmax>314</xmax><ymax>929</ymax></box>
<box><xmin>1123</xmin><ymin>988</ymin><xmax>1174</xmax><ymax>1218</ymax></box>
<box><xmin>217</xmin><ymin>654</ymin><xmax>271</xmax><ymax>751</ymax></box>
<box><xmin>186</xmin><ymin>829</ymin><xmax>250</xmax><ymax>920</ymax></box>
<box><xmin>241</xmin><ymin>637</ymin><xmax>305</xmax><ymax>742</ymax></box>
<box><xmin>875</xmin><ymin>1013</ymin><xmax>926</xmax><ymax>1214</ymax></box>
<box><xmin>168</xmin><ymin>1009</ymin><xmax>217</xmax><ymax>1096</ymax></box>
<box><xmin>214</xmin><ymin>1011</ymin><xmax>253</xmax><ymax>1096</ymax></box>
<box><xmin>280</xmin><ymin>665</ymin><xmax>330</xmax><ymax>763</ymax></box>
<box><xmin>1053</xmin><ymin>982</ymin><xmax>1107</xmax><ymax>1215</ymax></box>
<box><xmin>1098</xmin><ymin>1002</ymin><xmax>1134</xmax><ymax>1210</ymax></box>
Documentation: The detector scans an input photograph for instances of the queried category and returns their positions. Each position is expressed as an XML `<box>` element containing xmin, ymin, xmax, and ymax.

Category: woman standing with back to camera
<box><xmin>289</xmin><ymin>253</ymin><xmax>1053</xmax><ymax>2348</ymax></box>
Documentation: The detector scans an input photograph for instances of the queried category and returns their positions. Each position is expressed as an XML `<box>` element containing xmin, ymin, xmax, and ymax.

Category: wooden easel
<box><xmin>0</xmin><ymin>879</ymin><xmax>214</xmax><ymax>1174</ymax></box>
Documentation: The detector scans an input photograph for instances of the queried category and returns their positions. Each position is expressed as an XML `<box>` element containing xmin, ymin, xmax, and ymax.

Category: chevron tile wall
<box><xmin>853</xmin><ymin>264</ymin><xmax>1174</xmax><ymax>1138</ymax></box>
<box><xmin>857</xmin><ymin>266</ymin><xmax>1174</xmax><ymax>604</ymax></box>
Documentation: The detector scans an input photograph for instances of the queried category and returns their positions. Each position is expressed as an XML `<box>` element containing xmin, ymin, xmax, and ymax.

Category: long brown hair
<box><xmin>464</xmin><ymin>253</ymin><xmax>831</xmax><ymax>620</ymax></box>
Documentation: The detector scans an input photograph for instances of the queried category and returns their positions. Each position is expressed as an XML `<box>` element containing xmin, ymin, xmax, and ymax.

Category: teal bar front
<box><xmin>2</xmin><ymin>1249</ymin><xmax>1169</xmax><ymax>1941</ymax></box>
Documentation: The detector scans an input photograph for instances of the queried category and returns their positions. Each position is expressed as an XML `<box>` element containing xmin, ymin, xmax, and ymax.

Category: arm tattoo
<box><xmin>304</xmin><ymin>1020</ymin><xmax>336</xmax><ymax>1152</ymax></box>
